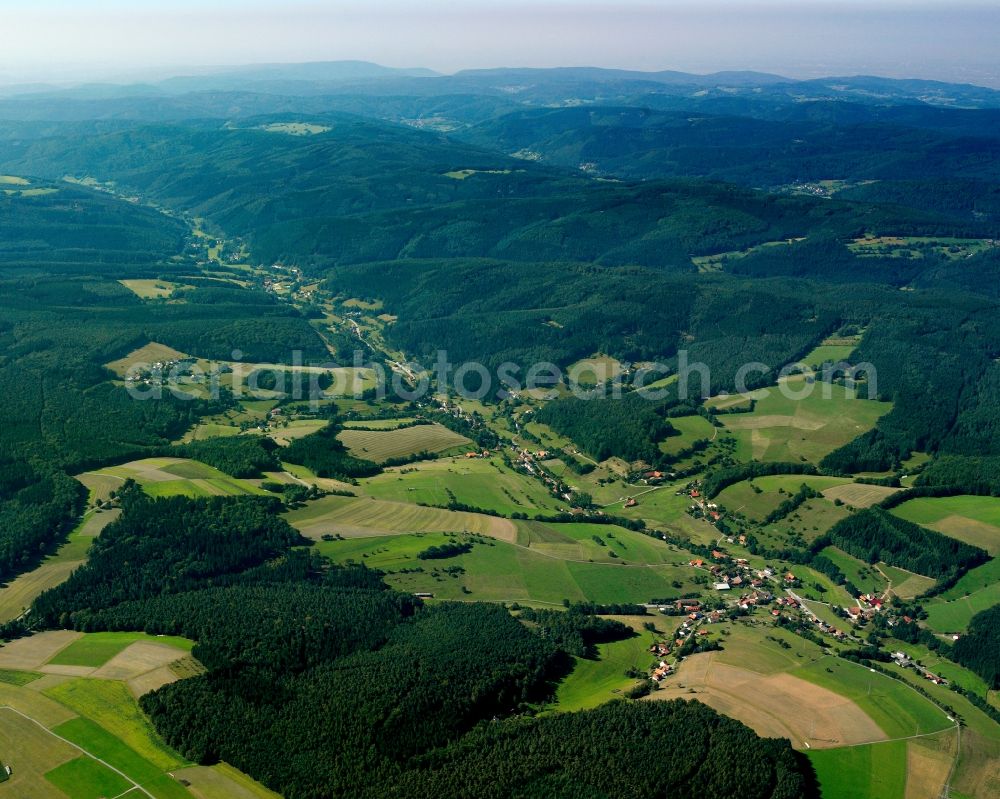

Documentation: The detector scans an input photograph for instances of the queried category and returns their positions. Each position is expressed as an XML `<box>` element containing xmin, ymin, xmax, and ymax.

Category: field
<box><xmin>821</xmin><ymin>482</ymin><xmax>902</xmax><ymax>508</ymax></box>
<box><xmin>0</xmin><ymin>630</ymin><xmax>239</xmax><ymax>799</ymax></box>
<box><xmin>553</xmin><ymin>618</ymin><xmax>657</xmax><ymax>711</ymax></box>
<box><xmin>0</xmin><ymin>708</ymin><xmax>81</xmax><ymax>799</ymax></box>
<box><xmin>260</xmin><ymin>122</ymin><xmax>331</xmax><ymax>135</ymax></box>
<box><xmin>808</xmin><ymin>740</ymin><xmax>909</xmax><ymax>799</ymax></box>
<box><xmin>714</xmin><ymin>475</ymin><xmax>850</xmax><ymax>521</ymax></box>
<box><xmin>716</xmin><ymin>382</ymin><xmax>890</xmax><ymax>464</ymax></box>
<box><xmin>566</xmin><ymin>355</ymin><xmax>625</xmax><ymax>386</ymax></box>
<box><xmin>0</xmin><ymin>629</ymin><xmax>268</xmax><ymax>798</ymax></box>
<box><xmin>77</xmin><ymin>458</ymin><xmax>267</xmax><ymax>501</ymax></box>
<box><xmin>0</xmin><ymin>509</ymin><xmax>118</xmax><ymax>623</ymax></box>
<box><xmin>338</xmin><ymin>423</ymin><xmax>471</xmax><ymax>462</ymax></box>
<box><xmin>44</xmin><ymin>755</ymin><xmax>132</xmax><ymax>799</ymax></box>
<box><xmin>817</xmin><ymin>546</ymin><xmax>887</xmax><ymax>595</ymax></box>
<box><xmin>890</xmin><ymin>495</ymin><xmax>1000</xmax><ymax>555</ymax></box>
<box><xmin>265</xmin><ymin>419</ymin><xmax>329</xmax><ymax>445</ymax></box>
<box><xmin>359</xmin><ymin>455</ymin><xmax>561</xmax><ymax>515</ymax></box>
<box><xmin>118</xmin><ymin>279</ymin><xmax>192</xmax><ymax>300</ymax></box>
<box><xmin>172</xmin><ymin>763</ymin><xmax>281</xmax><ymax>799</ymax></box>
<box><xmin>104</xmin><ymin>342</ymin><xmax>192</xmax><ymax>377</ymax></box>
<box><xmin>647</xmin><ymin>625</ymin><xmax>895</xmax><ymax>749</ymax></box>
<box><xmin>342</xmin><ymin>417</ymin><xmax>416</xmax><ymax>430</ymax></box>
<box><xmin>311</xmin><ymin>522</ymin><xmax>701</xmax><ymax>605</ymax></box>
<box><xmin>795</xmin><ymin>657</ymin><xmax>952</xmax><ymax>740</ymax></box>
<box><xmin>879</xmin><ymin>564</ymin><xmax>937</xmax><ymax>601</ymax></box>
<box><xmin>285</xmin><ymin>494</ymin><xmax>519</xmax><ymax>541</ymax></box>
<box><xmin>923</xmin><ymin>558</ymin><xmax>1000</xmax><ymax>633</ymax></box>
<box><xmin>658</xmin><ymin>414</ymin><xmax>717</xmax><ymax>457</ymax></box>
<box><xmin>178</xmin><ymin>422</ymin><xmax>242</xmax><ymax>442</ymax></box>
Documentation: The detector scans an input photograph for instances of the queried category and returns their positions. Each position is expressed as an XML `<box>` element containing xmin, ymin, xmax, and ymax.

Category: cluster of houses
<box><xmin>683</xmin><ymin>484</ymin><xmax>724</xmax><ymax>523</ymax></box>
<box><xmin>891</xmin><ymin>651</ymin><xmax>949</xmax><ymax>686</ymax></box>
<box><xmin>513</xmin><ymin>447</ymin><xmax>579</xmax><ymax>505</ymax></box>
<box><xmin>124</xmin><ymin>357</ymin><xmax>194</xmax><ymax>386</ymax></box>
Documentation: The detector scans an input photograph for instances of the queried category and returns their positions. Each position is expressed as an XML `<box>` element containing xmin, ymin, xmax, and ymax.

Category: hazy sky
<box><xmin>2</xmin><ymin>1</ymin><xmax>999</xmax><ymax>87</ymax></box>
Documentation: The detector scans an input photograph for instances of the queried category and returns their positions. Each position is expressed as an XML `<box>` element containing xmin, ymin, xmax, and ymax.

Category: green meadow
<box><xmin>719</xmin><ymin>384</ymin><xmax>890</xmax><ymax>464</ymax></box>
<box><xmin>808</xmin><ymin>740</ymin><xmax>908</xmax><ymax>799</ymax></box>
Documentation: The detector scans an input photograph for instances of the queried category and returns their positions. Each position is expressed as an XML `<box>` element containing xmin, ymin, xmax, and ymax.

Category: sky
<box><xmin>1</xmin><ymin>1</ymin><xmax>999</xmax><ymax>87</ymax></box>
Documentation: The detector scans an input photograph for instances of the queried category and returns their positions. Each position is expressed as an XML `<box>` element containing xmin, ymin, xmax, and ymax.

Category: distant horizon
<box><xmin>2</xmin><ymin>2</ymin><xmax>999</xmax><ymax>89</ymax></box>
<box><xmin>1</xmin><ymin>59</ymin><xmax>999</xmax><ymax>94</ymax></box>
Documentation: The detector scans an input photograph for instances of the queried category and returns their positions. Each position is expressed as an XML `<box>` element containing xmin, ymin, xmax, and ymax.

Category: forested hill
<box><xmin>0</xmin><ymin>180</ymin><xmax>326</xmax><ymax>585</ymax></box>
<box><xmin>2</xmin><ymin>116</ymin><xmax>993</xmax><ymax>273</ymax></box>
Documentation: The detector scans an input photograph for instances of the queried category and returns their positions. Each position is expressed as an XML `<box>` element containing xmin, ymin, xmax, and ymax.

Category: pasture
<box><xmin>172</xmin><ymin>763</ymin><xmax>282</xmax><ymax>799</ymax></box>
<box><xmin>360</xmin><ymin>456</ymin><xmax>560</xmax><ymax>515</ymax></box>
<box><xmin>816</xmin><ymin>546</ymin><xmax>887</xmax><ymax>596</ymax></box>
<box><xmin>118</xmin><ymin>279</ymin><xmax>191</xmax><ymax>300</ymax></box>
<box><xmin>714</xmin><ymin>475</ymin><xmax>850</xmax><ymax>521</ymax></box>
<box><xmin>285</xmin><ymin>494</ymin><xmax>519</xmax><ymax>541</ymax></box>
<box><xmin>553</xmin><ymin>622</ymin><xmax>657</xmax><ymax>711</ymax></box>
<box><xmin>658</xmin><ymin>413</ymin><xmax>717</xmax><ymax>457</ymax></box>
<box><xmin>313</xmin><ymin>525</ymin><xmax>700</xmax><ymax>605</ymax></box>
<box><xmin>718</xmin><ymin>383</ymin><xmax>890</xmax><ymax>464</ymax></box>
<box><xmin>822</xmin><ymin>482</ymin><xmax>902</xmax><ymax>508</ymax></box>
<box><xmin>890</xmin><ymin>495</ymin><xmax>1000</xmax><ymax>555</ymax></box>
<box><xmin>77</xmin><ymin>458</ymin><xmax>267</xmax><ymax>501</ymax></box>
<box><xmin>566</xmin><ymin>355</ymin><xmax>625</xmax><ymax>386</ymax></box>
<box><xmin>923</xmin><ymin>558</ymin><xmax>1000</xmax><ymax>633</ymax></box>
<box><xmin>338</xmin><ymin>423</ymin><xmax>471</xmax><ymax>462</ymax></box>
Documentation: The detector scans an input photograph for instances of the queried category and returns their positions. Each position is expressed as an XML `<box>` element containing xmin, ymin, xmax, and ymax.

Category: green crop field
<box><xmin>360</xmin><ymin>456</ymin><xmax>560</xmax><ymax>515</ymax></box>
<box><xmin>44</xmin><ymin>679</ymin><xmax>186</xmax><ymax>770</ymax></box>
<box><xmin>48</xmin><ymin>632</ymin><xmax>191</xmax><ymax>669</ymax></box>
<box><xmin>808</xmin><ymin>740</ymin><xmax>908</xmax><ymax>799</ymax></box>
<box><xmin>719</xmin><ymin>383</ymin><xmax>890</xmax><ymax>464</ymax></box>
<box><xmin>339</xmin><ymin>423</ymin><xmax>471</xmax><ymax>462</ymax></box>
<box><xmin>53</xmin><ymin>717</ymin><xmax>192</xmax><ymax>799</ymax></box>
<box><xmin>890</xmin><ymin>495</ymin><xmax>1000</xmax><ymax>554</ymax></box>
<box><xmin>45</xmin><ymin>756</ymin><xmax>132</xmax><ymax>799</ymax></box>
